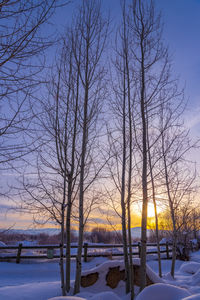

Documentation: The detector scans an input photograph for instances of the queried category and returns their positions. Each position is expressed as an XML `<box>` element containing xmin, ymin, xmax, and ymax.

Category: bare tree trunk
<box><xmin>60</xmin><ymin>204</ymin><xmax>66</xmax><ymax>296</ymax></box>
<box><xmin>162</xmin><ymin>131</ymin><xmax>177</xmax><ymax>278</ymax></box>
<box><xmin>74</xmin><ymin>84</ymin><xmax>88</xmax><ymax>294</ymax></box>
<box><xmin>171</xmin><ymin>227</ymin><xmax>177</xmax><ymax>277</ymax></box>
<box><xmin>129</xmin><ymin>0</ymin><xmax>168</xmax><ymax>289</ymax></box>
<box><xmin>55</xmin><ymin>70</ymin><xmax>66</xmax><ymax>296</ymax></box>
<box><xmin>73</xmin><ymin>0</ymin><xmax>108</xmax><ymax>294</ymax></box>
<box><xmin>121</xmin><ymin>62</ymin><xmax>130</xmax><ymax>294</ymax></box>
<box><xmin>125</xmin><ymin>6</ymin><xmax>134</xmax><ymax>295</ymax></box>
<box><xmin>65</xmin><ymin>62</ymin><xmax>80</xmax><ymax>294</ymax></box>
<box><xmin>139</xmin><ymin>23</ymin><xmax>148</xmax><ymax>291</ymax></box>
<box><xmin>127</xmin><ymin>78</ymin><xmax>134</xmax><ymax>298</ymax></box>
<box><xmin>147</xmin><ymin>126</ymin><xmax>162</xmax><ymax>278</ymax></box>
<box><xmin>127</xmin><ymin>150</ymin><xmax>134</xmax><ymax>299</ymax></box>
<box><xmin>152</xmin><ymin>193</ymin><xmax>162</xmax><ymax>278</ymax></box>
<box><xmin>65</xmin><ymin>179</ymin><xmax>72</xmax><ymax>293</ymax></box>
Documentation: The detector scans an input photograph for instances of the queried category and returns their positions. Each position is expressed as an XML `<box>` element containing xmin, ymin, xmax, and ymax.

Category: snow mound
<box><xmin>48</xmin><ymin>292</ymin><xmax>121</xmax><ymax>300</ymax></box>
<box><xmin>190</xmin><ymin>269</ymin><xmax>200</xmax><ymax>285</ymax></box>
<box><xmin>90</xmin><ymin>291</ymin><xmax>120</xmax><ymax>300</ymax></box>
<box><xmin>76</xmin><ymin>292</ymin><xmax>94</xmax><ymax>299</ymax></box>
<box><xmin>182</xmin><ymin>295</ymin><xmax>200</xmax><ymax>300</ymax></box>
<box><xmin>82</xmin><ymin>258</ymin><xmax>163</xmax><ymax>285</ymax></box>
<box><xmin>0</xmin><ymin>281</ymin><xmax>61</xmax><ymax>300</ymax></box>
<box><xmin>180</xmin><ymin>262</ymin><xmax>200</xmax><ymax>274</ymax></box>
<box><xmin>162</xmin><ymin>272</ymin><xmax>174</xmax><ymax>281</ymax></box>
<box><xmin>48</xmin><ymin>297</ymin><xmax>86</xmax><ymax>300</ymax></box>
<box><xmin>80</xmin><ymin>260</ymin><xmax>126</xmax><ymax>294</ymax></box>
<box><xmin>136</xmin><ymin>283</ymin><xmax>190</xmax><ymax>300</ymax></box>
<box><xmin>145</xmin><ymin>263</ymin><xmax>165</xmax><ymax>284</ymax></box>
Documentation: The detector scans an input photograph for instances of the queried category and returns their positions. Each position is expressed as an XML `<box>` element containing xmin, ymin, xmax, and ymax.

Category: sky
<box><xmin>156</xmin><ymin>0</ymin><xmax>200</xmax><ymax>134</ymax></box>
<box><xmin>0</xmin><ymin>0</ymin><xmax>200</xmax><ymax>230</ymax></box>
<box><xmin>54</xmin><ymin>0</ymin><xmax>200</xmax><ymax>135</ymax></box>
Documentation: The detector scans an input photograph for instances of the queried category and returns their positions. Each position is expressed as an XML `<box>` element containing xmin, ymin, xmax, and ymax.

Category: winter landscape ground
<box><xmin>1</xmin><ymin>250</ymin><xmax>200</xmax><ymax>300</ymax></box>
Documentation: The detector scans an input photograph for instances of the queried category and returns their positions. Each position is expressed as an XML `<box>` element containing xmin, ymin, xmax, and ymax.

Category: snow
<box><xmin>2</xmin><ymin>250</ymin><xmax>200</xmax><ymax>299</ymax></box>
<box><xmin>48</xmin><ymin>292</ymin><xmax>122</xmax><ymax>300</ymax></box>
<box><xmin>136</xmin><ymin>283</ymin><xmax>191</xmax><ymax>300</ymax></box>
<box><xmin>182</xmin><ymin>295</ymin><xmax>200</xmax><ymax>300</ymax></box>
<box><xmin>180</xmin><ymin>262</ymin><xmax>200</xmax><ymax>274</ymax></box>
<box><xmin>15</xmin><ymin>240</ymin><xmax>38</xmax><ymax>246</ymax></box>
<box><xmin>47</xmin><ymin>292</ymin><xmax>123</xmax><ymax>300</ymax></box>
<box><xmin>90</xmin><ymin>292</ymin><xmax>121</xmax><ymax>300</ymax></box>
<box><xmin>81</xmin><ymin>258</ymin><xmax>163</xmax><ymax>285</ymax></box>
<box><xmin>0</xmin><ymin>240</ymin><xmax>6</xmax><ymax>246</ymax></box>
<box><xmin>160</xmin><ymin>238</ymin><xmax>167</xmax><ymax>244</ymax></box>
<box><xmin>0</xmin><ymin>282</ymin><xmax>61</xmax><ymax>300</ymax></box>
<box><xmin>183</xmin><ymin>294</ymin><xmax>200</xmax><ymax>300</ymax></box>
<box><xmin>190</xmin><ymin>269</ymin><xmax>200</xmax><ymax>285</ymax></box>
<box><xmin>0</xmin><ymin>260</ymin><xmax>61</xmax><ymax>287</ymax></box>
<box><xmin>80</xmin><ymin>259</ymin><xmax>126</xmax><ymax>296</ymax></box>
<box><xmin>191</xmin><ymin>239</ymin><xmax>198</xmax><ymax>245</ymax></box>
<box><xmin>48</xmin><ymin>297</ymin><xmax>86</xmax><ymax>300</ymax></box>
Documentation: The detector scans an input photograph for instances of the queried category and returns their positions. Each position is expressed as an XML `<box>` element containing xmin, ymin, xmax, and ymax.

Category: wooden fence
<box><xmin>0</xmin><ymin>242</ymin><xmax>172</xmax><ymax>264</ymax></box>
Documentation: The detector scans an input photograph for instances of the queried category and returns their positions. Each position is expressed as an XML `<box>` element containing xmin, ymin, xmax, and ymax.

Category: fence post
<box><xmin>84</xmin><ymin>243</ymin><xmax>88</xmax><ymax>262</ymax></box>
<box><xmin>47</xmin><ymin>247</ymin><xmax>54</xmax><ymax>259</ymax></box>
<box><xmin>138</xmin><ymin>242</ymin><xmax>141</xmax><ymax>258</ymax></box>
<box><xmin>166</xmin><ymin>242</ymin><xmax>169</xmax><ymax>259</ymax></box>
<box><xmin>16</xmin><ymin>243</ymin><xmax>22</xmax><ymax>264</ymax></box>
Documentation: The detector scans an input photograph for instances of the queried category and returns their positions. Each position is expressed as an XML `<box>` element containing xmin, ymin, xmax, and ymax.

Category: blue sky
<box><xmin>54</xmin><ymin>0</ymin><xmax>200</xmax><ymax>132</ymax></box>
<box><xmin>155</xmin><ymin>0</ymin><xmax>200</xmax><ymax>134</ymax></box>
<box><xmin>1</xmin><ymin>0</ymin><xmax>200</xmax><ymax>229</ymax></box>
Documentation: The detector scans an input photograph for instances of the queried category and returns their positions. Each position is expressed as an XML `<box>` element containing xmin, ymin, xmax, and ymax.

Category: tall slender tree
<box><xmin>73</xmin><ymin>0</ymin><xmax>108</xmax><ymax>294</ymax></box>
<box><xmin>128</xmin><ymin>0</ymin><xmax>175</xmax><ymax>290</ymax></box>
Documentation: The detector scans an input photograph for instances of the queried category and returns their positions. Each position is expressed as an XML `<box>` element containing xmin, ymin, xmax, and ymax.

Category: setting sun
<box><xmin>134</xmin><ymin>202</ymin><xmax>164</xmax><ymax>219</ymax></box>
<box><xmin>147</xmin><ymin>202</ymin><xmax>164</xmax><ymax>218</ymax></box>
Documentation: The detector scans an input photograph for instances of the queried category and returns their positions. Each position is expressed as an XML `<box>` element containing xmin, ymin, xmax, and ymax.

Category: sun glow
<box><xmin>133</xmin><ymin>202</ymin><xmax>164</xmax><ymax>220</ymax></box>
<box><xmin>147</xmin><ymin>202</ymin><xmax>164</xmax><ymax>218</ymax></box>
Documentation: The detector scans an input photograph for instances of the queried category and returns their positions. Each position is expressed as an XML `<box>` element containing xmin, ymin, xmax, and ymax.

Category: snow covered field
<box><xmin>1</xmin><ymin>251</ymin><xmax>200</xmax><ymax>300</ymax></box>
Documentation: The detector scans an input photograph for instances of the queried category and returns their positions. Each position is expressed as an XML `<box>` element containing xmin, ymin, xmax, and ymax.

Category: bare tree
<box><xmin>127</xmin><ymin>0</ymin><xmax>170</xmax><ymax>290</ymax></box>
<box><xmin>66</xmin><ymin>0</ymin><xmax>109</xmax><ymax>295</ymax></box>
<box><xmin>19</xmin><ymin>1</ymin><xmax>108</xmax><ymax>295</ymax></box>
<box><xmin>107</xmin><ymin>1</ymin><xmax>135</xmax><ymax>297</ymax></box>
<box><xmin>0</xmin><ymin>0</ymin><xmax>68</xmax><ymax>171</ymax></box>
<box><xmin>20</xmin><ymin>33</ymin><xmax>82</xmax><ymax>295</ymax></box>
<box><xmin>158</xmin><ymin>99</ymin><xmax>198</xmax><ymax>277</ymax></box>
<box><xmin>108</xmin><ymin>0</ymin><xmax>178</xmax><ymax>292</ymax></box>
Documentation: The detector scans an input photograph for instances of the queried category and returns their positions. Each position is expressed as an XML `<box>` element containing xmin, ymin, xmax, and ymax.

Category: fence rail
<box><xmin>0</xmin><ymin>242</ymin><xmax>172</xmax><ymax>264</ymax></box>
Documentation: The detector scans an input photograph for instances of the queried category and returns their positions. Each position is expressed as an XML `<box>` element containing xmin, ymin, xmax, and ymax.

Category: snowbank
<box><xmin>48</xmin><ymin>291</ymin><xmax>122</xmax><ymax>300</ymax></box>
<box><xmin>80</xmin><ymin>260</ymin><xmax>126</xmax><ymax>294</ymax></box>
<box><xmin>136</xmin><ymin>283</ymin><xmax>190</xmax><ymax>300</ymax></box>
<box><xmin>90</xmin><ymin>291</ymin><xmax>120</xmax><ymax>300</ymax></box>
<box><xmin>48</xmin><ymin>297</ymin><xmax>86</xmax><ymax>300</ymax></box>
<box><xmin>190</xmin><ymin>269</ymin><xmax>200</xmax><ymax>285</ymax></box>
<box><xmin>0</xmin><ymin>281</ymin><xmax>61</xmax><ymax>300</ymax></box>
<box><xmin>82</xmin><ymin>258</ymin><xmax>163</xmax><ymax>285</ymax></box>
<box><xmin>180</xmin><ymin>262</ymin><xmax>200</xmax><ymax>274</ymax></box>
<box><xmin>182</xmin><ymin>295</ymin><xmax>200</xmax><ymax>300</ymax></box>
